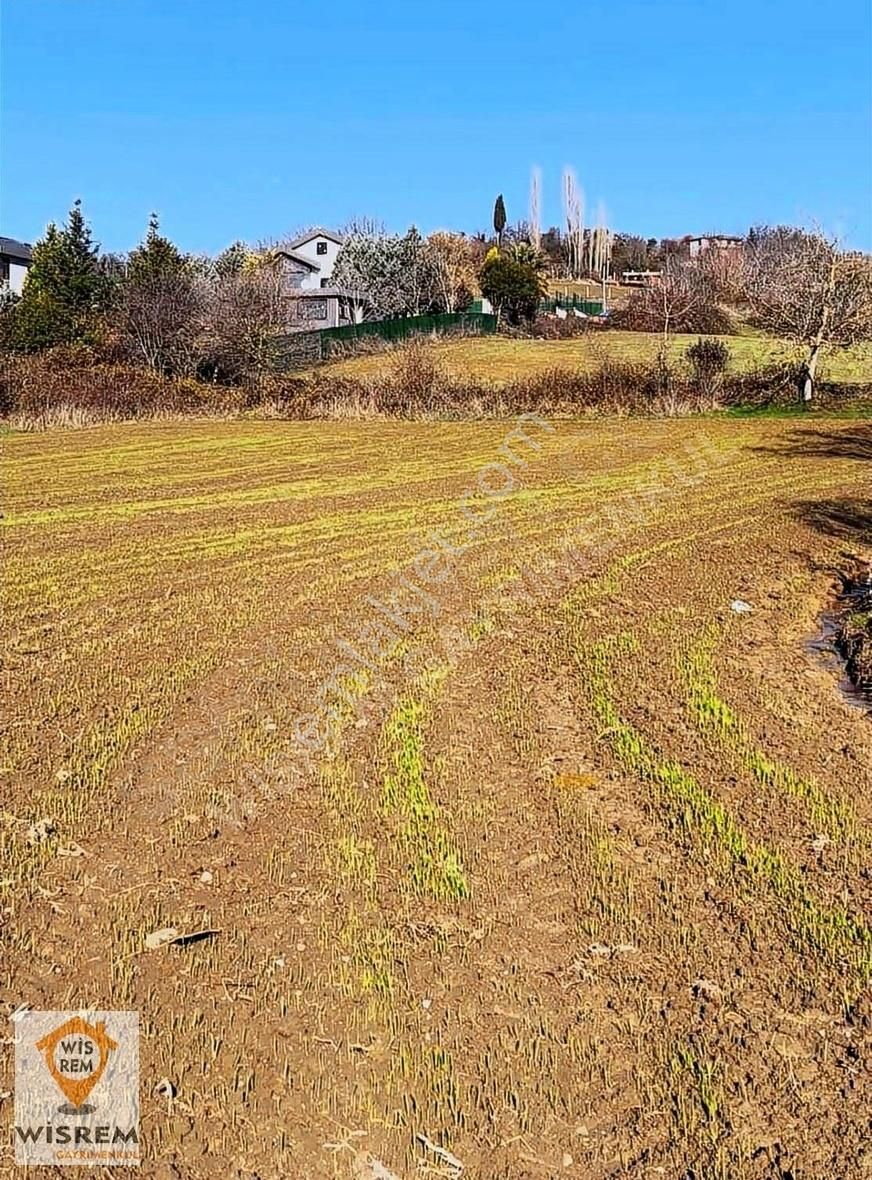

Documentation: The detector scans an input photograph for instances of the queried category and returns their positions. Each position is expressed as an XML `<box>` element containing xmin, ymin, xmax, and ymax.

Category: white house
<box><xmin>282</xmin><ymin>227</ymin><xmax>343</xmax><ymax>289</ymax></box>
<box><xmin>0</xmin><ymin>237</ymin><xmax>33</xmax><ymax>294</ymax></box>
<box><xmin>273</xmin><ymin>228</ymin><xmax>368</xmax><ymax>330</ymax></box>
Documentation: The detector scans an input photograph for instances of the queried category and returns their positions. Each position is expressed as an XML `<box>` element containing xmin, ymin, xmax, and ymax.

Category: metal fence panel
<box><xmin>320</xmin><ymin>312</ymin><xmax>497</xmax><ymax>355</ymax></box>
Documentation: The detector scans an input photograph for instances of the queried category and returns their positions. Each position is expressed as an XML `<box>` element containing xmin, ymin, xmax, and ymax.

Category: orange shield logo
<box><xmin>35</xmin><ymin>1016</ymin><xmax>118</xmax><ymax>1111</ymax></box>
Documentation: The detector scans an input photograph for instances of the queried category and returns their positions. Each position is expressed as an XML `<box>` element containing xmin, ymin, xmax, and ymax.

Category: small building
<box><xmin>273</xmin><ymin>227</ymin><xmax>368</xmax><ymax>330</ymax></box>
<box><xmin>0</xmin><ymin>236</ymin><xmax>33</xmax><ymax>294</ymax></box>
<box><xmin>287</xmin><ymin>286</ymin><xmax>369</xmax><ymax>331</ymax></box>
<box><xmin>686</xmin><ymin>234</ymin><xmax>744</xmax><ymax>259</ymax></box>
<box><xmin>621</xmin><ymin>270</ymin><xmax>662</xmax><ymax>287</ymax></box>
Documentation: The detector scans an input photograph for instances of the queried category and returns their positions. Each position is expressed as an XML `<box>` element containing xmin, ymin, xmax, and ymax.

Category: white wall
<box><xmin>293</xmin><ymin>235</ymin><xmax>341</xmax><ymax>290</ymax></box>
<box><xmin>5</xmin><ymin>260</ymin><xmax>30</xmax><ymax>295</ymax></box>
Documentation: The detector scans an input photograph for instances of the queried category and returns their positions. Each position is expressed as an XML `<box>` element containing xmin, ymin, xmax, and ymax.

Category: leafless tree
<box><xmin>588</xmin><ymin>202</ymin><xmax>613</xmax><ymax>300</ymax></box>
<box><xmin>562</xmin><ymin>167</ymin><xmax>585</xmax><ymax>279</ymax></box>
<box><xmin>529</xmin><ymin>167</ymin><xmax>542</xmax><ymax>253</ymax></box>
<box><xmin>616</xmin><ymin>259</ymin><xmax>722</xmax><ymax>343</ymax></box>
<box><xmin>339</xmin><ymin>215</ymin><xmax>387</xmax><ymax>239</ymax></box>
<box><xmin>744</xmin><ymin>226</ymin><xmax>872</xmax><ymax>402</ymax></box>
<box><xmin>200</xmin><ymin>260</ymin><xmax>288</xmax><ymax>384</ymax></box>
<box><xmin>118</xmin><ymin>269</ymin><xmax>203</xmax><ymax>375</ymax></box>
<box><xmin>427</xmin><ymin>232</ymin><xmax>477</xmax><ymax>312</ymax></box>
<box><xmin>653</xmin><ymin>264</ymin><xmax>707</xmax><ymax>343</ymax></box>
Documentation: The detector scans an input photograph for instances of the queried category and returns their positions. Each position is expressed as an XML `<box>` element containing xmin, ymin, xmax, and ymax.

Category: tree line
<box><xmin>0</xmin><ymin>203</ymin><xmax>552</xmax><ymax>377</ymax></box>
<box><xmin>2</xmin><ymin>200</ymin><xmax>870</xmax><ymax>401</ymax></box>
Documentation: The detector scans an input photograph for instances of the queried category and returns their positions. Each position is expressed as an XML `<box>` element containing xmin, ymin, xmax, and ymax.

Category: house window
<box><xmin>0</xmin><ymin>258</ymin><xmax>9</xmax><ymax>285</ymax></box>
<box><xmin>316</xmin><ymin>240</ymin><xmax>328</xmax><ymax>255</ymax></box>
<box><xmin>320</xmin><ymin>278</ymin><xmax>329</xmax><ymax>288</ymax></box>
<box><xmin>299</xmin><ymin>298</ymin><xmax>328</xmax><ymax>321</ymax></box>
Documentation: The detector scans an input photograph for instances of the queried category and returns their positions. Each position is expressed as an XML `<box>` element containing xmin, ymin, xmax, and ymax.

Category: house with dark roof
<box><xmin>274</xmin><ymin>227</ymin><xmax>368</xmax><ymax>330</ymax></box>
<box><xmin>276</xmin><ymin>227</ymin><xmax>343</xmax><ymax>289</ymax></box>
<box><xmin>0</xmin><ymin>236</ymin><xmax>33</xmax><ymax>295</ymax></box>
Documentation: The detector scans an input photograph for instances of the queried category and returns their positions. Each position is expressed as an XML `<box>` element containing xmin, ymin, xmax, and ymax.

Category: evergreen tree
<box><xmin>127</xmin><ymin>214</ymin><xmax>188</xmax><ymax>281</ymax></box>
<box><xmin>493</xmin><ymin>194</ymin><xmax>507</xmax><ymax>248</ymax></box>
<box><xmin>214</xmin><ymin>240</ymin><xmax>250</xmax><ymax>279</ymax></box>
<box><xmin>1</xmin><ymin>201</ymin><xmax>106</xmax><ymax>351</ymax></box>
<box><xmin>479</xmin><ymin>251</ymin><xmax>544</xmax><ymax>325</ymax></box>
<box><xmin>117</xmin><ymin>215</ymin><xmax>199</xmax><ymax>374</ymax></box>
<box><xmin>61</xmin><ymin>200</ymin><xmax>105</xmax><ymax>312</ymax></box>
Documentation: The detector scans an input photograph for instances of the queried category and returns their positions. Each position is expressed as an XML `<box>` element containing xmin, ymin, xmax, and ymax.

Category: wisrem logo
<box><xmin>13</xmin><ymin>1010</ymin><xmax>140</xmax><ymax>1167</ymax></box>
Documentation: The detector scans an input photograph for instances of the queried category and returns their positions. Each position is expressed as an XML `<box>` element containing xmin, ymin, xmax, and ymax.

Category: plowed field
<box><xmin>2</xmin><ymin>417</ymin><xmax>870</xmax><ymax>1178</ymax></box>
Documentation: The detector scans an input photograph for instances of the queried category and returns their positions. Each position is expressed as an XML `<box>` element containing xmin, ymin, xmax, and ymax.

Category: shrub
<box><xmin>529</xmin><ymin>315</ymin><xmax>590</xmax><ymax>339</ymax></box>
<box><xmin>611</xmin><ymin>291</ymin><xmax>733</xmax><ymax>334</ymax></box>
<box><xmin>479</xmin><ymin>254</ymin><xmax>544</xmax><ymax>325</ymax></box>
<box><xmin>686</xmin><ymin>337</ymin><xmax>732</xmax><ymax>398</ymax></box>
<box><xmin>0</xmin><ymin>349</ymin><xmax>245</xmax><ymax>428</ymax></box>
<box><xmin>3</xmin><ymin>339</ymin><xmax>866</xmax><ymax>428</ymax></box>
<box><xmin>686</xmin><ymin>337</ymin><xmax>731</xmax><ymax>378</ymax></box>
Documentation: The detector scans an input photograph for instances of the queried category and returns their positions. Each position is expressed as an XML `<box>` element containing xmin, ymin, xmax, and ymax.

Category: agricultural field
<box><xmin>324</xmin><ymin>331</ymin><xmax>872</xmax><ymax>386</ymax></box>
<box><xmin>2</xmin><ymin>415</ymin><xmax>871</xmax><ymax>1178</ymax></box>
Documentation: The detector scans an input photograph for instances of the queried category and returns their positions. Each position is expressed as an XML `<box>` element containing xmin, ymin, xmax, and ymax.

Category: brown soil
<box><xmin>2</xmin><ymin>418</ymin><xmax>871</xmax><ymax>1179</ymax></box>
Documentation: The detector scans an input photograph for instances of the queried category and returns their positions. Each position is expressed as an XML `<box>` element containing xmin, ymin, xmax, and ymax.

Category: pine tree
<box><xmin>1</xmin><ymin>201</ymin><xmax>106</xmax><ymax>351</ymax></box>
<box><xmin>127</xmin><ymin>214</ymin><xmax>188</xmax><ymax>281</ymax></box>
<box><xmin>118</xmin><ymin>215</ymin><xmax>198</xmax><ymax>374</ymax></box>
<box><xmin>215</xmin><ymin>240</ymin><xmax>249</xmax><ymax>279</ymax></box>
<box><xmin>61</xmin><ymin>199</ymin><xmax>104</xmax><ymax>312</ymax></box>
<box><xmin>493</xmin><ymin>194</ymin><xmax>507</xmax><ymax>249</ymax></box>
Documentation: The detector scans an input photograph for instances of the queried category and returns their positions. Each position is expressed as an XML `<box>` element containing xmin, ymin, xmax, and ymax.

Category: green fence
<box><xmin>539</xmin><ymin>296</ymin><xmax>605</xmax><ymax>315</ymax></box>
<box><xmin>320</xmin><ymin>311</ymin><xmax>497</xmax><ymax>356</ymax></box>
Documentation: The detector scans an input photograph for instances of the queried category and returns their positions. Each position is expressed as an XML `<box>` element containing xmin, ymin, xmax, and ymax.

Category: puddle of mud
<box><xmin>806</xmin><ymin>568</ymin><xmax>872</xmax><ymax>715</ymax></box>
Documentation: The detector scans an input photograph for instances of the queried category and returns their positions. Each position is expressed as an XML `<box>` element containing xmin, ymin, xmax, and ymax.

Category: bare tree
<box><xmin>118</xmin><ymin>269</ymin><xmax>203</xmax><ymax>375</ymax></box>
<box><xmin>428</xmin><ymin>231</ymin><xmax>477</xmax><ymax>312</ymax></box>
<box><xmin>744</xmin><ymin>226</ymin><xmax>872</xmax><ymax>402</ymax></box>
<box><xmin>400</xmin><ymin>227</ymin><xmax>440</xmax><ymax>316</ymax></box>
<box><xmin>529</xmin><ymin>166</ymin><xmax>542</xmax><ymax>253</ymax></box>
<box><xmin>200</xmin><ymin>260</ymin><xmax>287</xmax><ymax>384</ymax></box>
<box><xmin>588</xmin><ymin>202</ymin><xmax>613</xmax><ymax>302</ymax></box>
<box><xmin>562</xmin><ymin>167</ymin><xmax>585</xmax><ymax>279</ymax></box>
<box><xmin>652</xmin><ymin>263</ymin><xmax>706</xmax><ymax>343</ymax></box>
<box><xmin>339</xmin><ymin>215</ymin><xmax>387</xmax><ymax>238</ymax></box>
<box><xmin>615</xmin><ymin>259</ymin><xmax>724</xmax><ymax>342</ymax></box>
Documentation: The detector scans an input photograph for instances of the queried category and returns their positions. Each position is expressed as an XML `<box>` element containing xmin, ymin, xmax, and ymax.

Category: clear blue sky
<box><xmin>2</xmin><ymin>0</ymin><xmax>870</xmax><ymax>254</ymax></box>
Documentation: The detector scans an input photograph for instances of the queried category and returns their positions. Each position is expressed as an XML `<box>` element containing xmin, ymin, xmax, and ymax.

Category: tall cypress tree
<box><xmin>493</xmin><ymin>194</ymin><xmax>507</xmax><ymax>249</ymax></box>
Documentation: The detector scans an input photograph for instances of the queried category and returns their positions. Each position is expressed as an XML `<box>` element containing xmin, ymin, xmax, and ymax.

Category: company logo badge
<box><xmin>13</xmin><ymin>1010</ymin><xmax>140</xmax><ymax>1167</ymax></box>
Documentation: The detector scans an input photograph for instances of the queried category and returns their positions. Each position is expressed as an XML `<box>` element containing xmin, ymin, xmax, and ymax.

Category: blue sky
<box><xmin>2</xmin><ymin>0</ymin><xmax>870</xmax><ymax>254</ymax></box>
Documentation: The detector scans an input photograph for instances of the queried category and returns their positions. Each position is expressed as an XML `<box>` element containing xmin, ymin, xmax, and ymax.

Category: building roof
<box><xmin>274</xmin><ymin>248</ymin><xmax>321</xmax><ymax>271</ymax></box>
<box><xmin>0</xmin><ymin>236</ymin><xmax>33</xmax><ymax>261</ymax></box>
<box><xmin>287</xmin><ymin>227</ymin><xmax>344</xmax><ymax>250</ymax></box>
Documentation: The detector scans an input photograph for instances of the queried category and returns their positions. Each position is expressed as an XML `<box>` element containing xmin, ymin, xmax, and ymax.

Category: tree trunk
<box><xmin>800</xmin><ymin>343</ymin><xmax>821</xmax><ymax>405</ymax></box>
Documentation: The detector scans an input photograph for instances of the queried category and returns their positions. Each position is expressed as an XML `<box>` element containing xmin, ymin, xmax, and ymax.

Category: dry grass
<box><xmin>2</xmin><ymin>417</ymin><xmax>871</xmax><ymax>1177</ymax></box>
<box><xmin>321</xmin><ymin>330</ymin><xmax>872</xmax><ymax>386</ymax></box>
